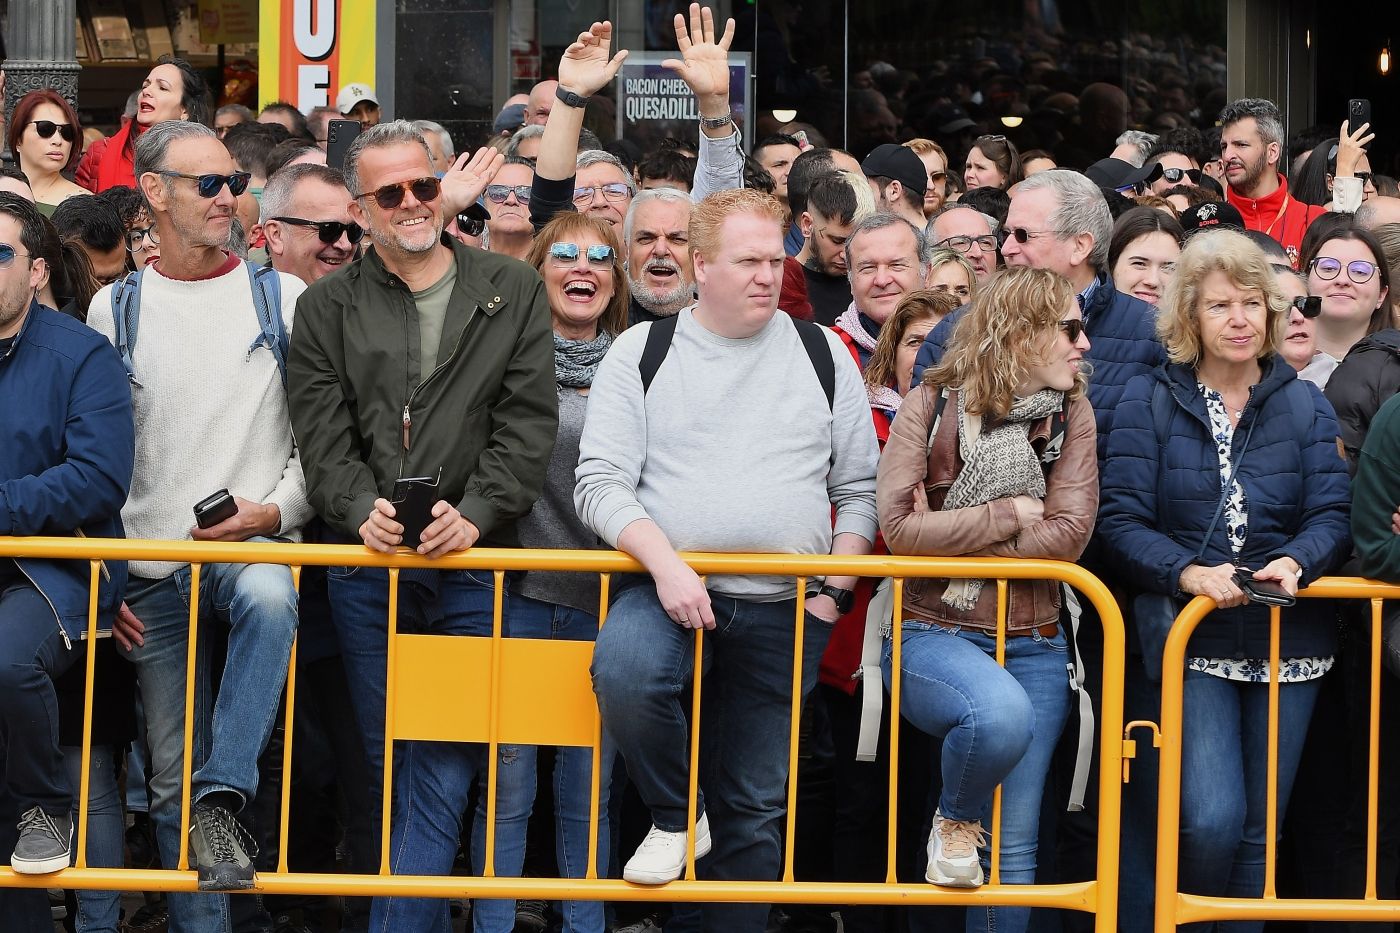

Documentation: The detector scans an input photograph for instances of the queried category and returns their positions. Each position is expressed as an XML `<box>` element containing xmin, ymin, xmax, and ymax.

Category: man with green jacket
<box><xmin>286</xmin><ymin>120</ymin><xmax>557</xmax><ymax>932</ymax></box>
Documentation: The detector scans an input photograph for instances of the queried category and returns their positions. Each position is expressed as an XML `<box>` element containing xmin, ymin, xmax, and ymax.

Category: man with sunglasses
<box><xmin>261</xmin><ymin>163</ymin><xmax>361</xmax><ymax>285</ymax></box>
<box><xmin>483</xmin><ymin>156</ymin><xmax>536</xmax><ymax>260</ymax></box>
<box><xmin>287</xmin><ymin>120</ymin><xmax>556</xmax><ymax>932</ymax></box>
<box><xmin>85</xmin><ymin>121</ymin><xmax>311</xmax><ymax>927</ymax></box>
<box><xmin>1144</xmin><ymin>142</ymin><xmax>1202</xmax><ymax>197</ymax></box>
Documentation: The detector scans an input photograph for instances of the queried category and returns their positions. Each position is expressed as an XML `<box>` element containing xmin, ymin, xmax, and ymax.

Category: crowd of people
<box><xmin>7</xmin><ymin>7</ymin><xmax>1400</xmax><ymax>933</ymax></box>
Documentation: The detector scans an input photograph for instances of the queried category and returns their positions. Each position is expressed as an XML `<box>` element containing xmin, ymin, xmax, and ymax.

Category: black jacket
<box><xmin>1324</xmin><ymin>328</ymin><xmax>1400</xmax><ymax>474</ymax></box>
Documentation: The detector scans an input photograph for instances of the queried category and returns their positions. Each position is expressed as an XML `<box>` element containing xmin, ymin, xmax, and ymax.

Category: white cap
<box><xmin>335</xmin><ymin>83</ymin><xmax>379</xmax><ymax>115</ymax></box>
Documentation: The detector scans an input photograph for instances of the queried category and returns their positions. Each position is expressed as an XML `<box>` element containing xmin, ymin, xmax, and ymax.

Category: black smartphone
<box><xmin>193</xmin><ymin>489</ymin><xmax>238</xmax><ymax>529</ymax></box>
<box><xmin>1349</xmin><ymin>98</ymin><xmax>1373</xmax><ymax>132</ymax></box>
<box><xmin>325</xmin><ymin>119</ymin><xmax>363</xmax><ymax>171</ymax></box>
<box><xmin>390</xmin><ymin>470</ymin><xmax>441</xmax><ymax>549</ymax></box>
<box><xmin>1234</xmin><ymin>569</ymin><xmax>1297</xmax><ymax>607</ymax></box>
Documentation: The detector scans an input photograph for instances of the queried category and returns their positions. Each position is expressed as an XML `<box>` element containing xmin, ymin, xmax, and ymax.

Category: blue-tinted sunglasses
<box><xmin>0</xmin><ymin>243</ymin><xmax>31</xmax><ymax>267</ymax></box>
<box><xmin>549</xmin><ymin>242</ymin><xmax>614</xmax><ymax>266</ymax></box>
<box><xmin>157</xmin><ymin>170</ymin><xmax>252</xmax><ymax>198</ymax></box>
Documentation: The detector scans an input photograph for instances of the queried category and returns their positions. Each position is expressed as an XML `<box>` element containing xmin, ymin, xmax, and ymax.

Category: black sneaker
<box><xmin>515</xmin><ymin>899</ymin><xmax>549</xmax><ymax>933</ymax></box>
<box><xmin>11</xmin><ymin>805</ymin><xmax>72</xmax><ymax>874</ymax></box>
<box><xmin>188</xmin><ymin>804</ymin><xmax>257</xmax><ymax>891</ymax></box>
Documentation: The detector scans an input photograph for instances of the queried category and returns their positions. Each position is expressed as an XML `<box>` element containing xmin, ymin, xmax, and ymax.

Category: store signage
<box><xmin>615</xmin><ymin>53</ymin><xmax>751</xmax><ymax>150</ymax></box>
<box><xmin>258</xmin><ymin>0</ymin><xmax>376</xmax><ymax>112</ymax></box>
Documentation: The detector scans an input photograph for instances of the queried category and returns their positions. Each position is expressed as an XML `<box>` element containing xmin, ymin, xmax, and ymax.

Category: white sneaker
<box><xmin>622</xmin><ymin>813</ymin><xmax>712</xmax><ymax>884</ymax></box>
<box><xmin>925</xmin><ymin>810</ymin><xmax>986</xmax><ymax>887</ymax></box>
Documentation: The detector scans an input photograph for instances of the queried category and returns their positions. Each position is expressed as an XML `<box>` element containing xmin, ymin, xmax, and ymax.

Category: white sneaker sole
<box><xmin>925</xmin><ymin>861</ymin><xmax>984</xmax><ymax>888</ymax></box>
<box><xmin>11</xmin><ymin>848</ymin><xmax>71</xmax><ymax>875</ymax></box>
<box><xmin>623</xmin><ymin>824</ymin><xmax>713</xmax><ymax>885</ymax></box>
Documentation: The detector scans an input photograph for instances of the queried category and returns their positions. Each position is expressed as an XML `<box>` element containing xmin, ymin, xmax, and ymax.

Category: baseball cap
<box><xmin>1180</xmin><ymin>200</ymin><xmax>1245</xmax><ymax>234</ymax></box>
<box><xmin>933</xmin><ymin>104</ymin><xmax>976</xmax><ymax>135</ymax></box>
<box><xmin>862</xmin><ymin>143</ymin><xmax>928</xmax><ymax>197</ymax></box>
<box><xmin>493</xmin><ymin>103</ymin><xmax>527</xmax><ymax>136</ymax></box>
<box><xmin>1085</xmin><ymin>157</ymin><xmax>1163</xmax><ymax>192</ymax></box>
<box><xmin>336</xmin><ymin>83</ymin><xmax>379</xmax><ymax>115</ymax></box>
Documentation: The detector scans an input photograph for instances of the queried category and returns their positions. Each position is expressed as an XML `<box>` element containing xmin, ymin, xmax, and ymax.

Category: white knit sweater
<box><xmin>88</xmin><ymin>258</ymin><xmax>310</xmax><ymax>577</ymax></box>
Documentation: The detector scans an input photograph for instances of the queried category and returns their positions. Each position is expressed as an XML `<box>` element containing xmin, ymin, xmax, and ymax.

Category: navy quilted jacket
<box><xmin>1098</xmin><ymin>355</ymin><xmax>1352</xmax><ymax>660</ymax></box>
<box><xmin>913</xmin><ymin>273</ymin><xmax>1166</xmax><ymax>467</ymax></box>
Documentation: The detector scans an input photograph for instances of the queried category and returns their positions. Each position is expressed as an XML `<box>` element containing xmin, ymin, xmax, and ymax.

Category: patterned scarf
<box><xmin>835</xmin><ymin>304</ymin><xmax>905</xmax><ymax>412</ymax></box>
<box><xmin>554</xmin><ymin>330</ymin><xmax>613</xmax><ymax>388</ymax></box>
<box><xmin>941</xmin><ymin>388</ymin><xmax>1065</xmax><ymax>611</ymax></box>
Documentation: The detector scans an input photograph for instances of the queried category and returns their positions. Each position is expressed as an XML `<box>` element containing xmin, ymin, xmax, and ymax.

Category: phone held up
<box><xmin>325</xmin><ymin>119</ymin><xmax>363</xmax><ymax>171</ymax></box>
<box><xmin>1349</xmin><ymin>98</ymin><xmax>1373</xmax><ymax>132</ymax></box>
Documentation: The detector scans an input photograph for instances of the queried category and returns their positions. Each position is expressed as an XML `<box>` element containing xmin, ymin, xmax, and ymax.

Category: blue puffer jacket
<box><xmin>0</xmin><ymin>303</ymin><xmax>134</xmax><ymax>640</ymax></box>
<box><xmin>1098</xmin><ymin>355</ymin><xmax>1352</xmax><ymax>660</ymax></box>
<box><xmin>914</xmin><ymin>273</ymin><xmax>1166</xmax><ymax>467</ymax></box>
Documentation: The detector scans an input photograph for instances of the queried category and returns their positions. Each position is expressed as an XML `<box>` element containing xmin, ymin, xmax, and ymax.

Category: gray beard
<box><xmin>628</xmin><ymin>273</ymin><xmax>693</xmax><ymax>315</ymax></box>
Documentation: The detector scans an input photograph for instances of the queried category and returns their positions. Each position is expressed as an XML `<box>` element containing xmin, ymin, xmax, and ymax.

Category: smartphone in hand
<box><xmin>1349</xmin><ymin>98</ymin><xmax>1373</xmax><ymax>132</ymax></box>
<box><xmin>193</xmin><ymin>489</ymin><xmax>238</xmax><ymax>529</ymax></box>
<box><xmin>1233</xmin><ymin>569</ymin><xmax>1297</xmax><ymax>607</ymax></box>
<box><xmin>391</xmin><ymin>471</ymin><xmax>441</xmax><ymax>550</ymax></box>
<box><xmin>326</xmin><ymin>119</ymin><xmax>363</xmax><ymax>171</ymax></box>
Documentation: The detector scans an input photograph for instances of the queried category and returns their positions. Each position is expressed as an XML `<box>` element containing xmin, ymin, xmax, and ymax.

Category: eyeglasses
<box><xmin>456</xmin><ymin>213</ymin><xmax>487</xmax><ymax>238</ymax></box>
<box><xmin>1291</xmin><ymin>295</ymin><xmax>1323</xmax><ymax>319</ymax></box>
<box><xmin>125</xmin><ymin>226</ymin><xmax>159</xmax><ymax>252</ymax></box>
<box><xmin>548</xmin><ymin>242</ymin><xmax>615</xmax><ymax>267</ymax></box>
<box><xmin>1310</xmin><ymin>256</ymin><xmax>1378</xmax><ymax>284</ymax></box>
<box><xmin>485</xmin><ymin>184</ymin><xmax>532</xmax><ymax>205</ymax></box>
<box><xmin>1058</xmin><ymin>318</ymin><xmax>1085</xmax><ymax>341</ymax></box>
<box><xmin>28</xmin><ymin>120</ymin><xmax>75</xmax><ymax>143</ymax></box>
<box><xmin>1006</xmin><ymin>227</ymin><xmax>1054</xmax><ymax>244</ymax></box>
<box><xmin>938</xmin><ymin>234</ymin><xmax>998</xmax><ymax>254</ymax></box>
<box><xmin>572</xmin><ymin>183</ymin><xmax>631</xmax><ymax>205</ymax></box>
<box><xmin>272</xmin><ymin>217</ymin><xmax>365</xmax><ymax>245</ymax></box>
<box><xmin>1160</xmin><ymin>167</ymin><xmax>1202</xmax><ymax>184</ymax></box>
<box><xmin>0</xmin><ymin>243</ymin><xmax>32</xmax><ymax>267</ymax></box>
<box><xmin>157</xmin><ymin>171</ymin><xmax>252</xmax><ymax>198</ymax></box>
<box><xmin>928</xmin><ymin>171</ymin><xmax>948</xmax><ymax>182</ymax></box>
<box><xmin>353</xmin><ymin>176</ymin><xmax>441</xmax><ymax>210</ymax></box>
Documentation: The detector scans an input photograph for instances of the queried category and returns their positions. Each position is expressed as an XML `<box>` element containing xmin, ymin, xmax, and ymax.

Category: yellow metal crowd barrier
<box><xmin>1154</xmin><ymin>580</ymin><xmax>1400</xmax><ymax>930</ymax></box>
<box><xmin>0</xmin><ymin>537</ymin><xmax>1126</xmax><ymax>930</ymax></box>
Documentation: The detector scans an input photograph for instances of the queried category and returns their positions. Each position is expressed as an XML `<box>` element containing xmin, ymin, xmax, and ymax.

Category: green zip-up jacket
<box><xmin>1354</xmin><ymin>391</ymin><xmax>1400</xmax><ymax>582</ymax></box>
<box><xmin>287</xmin><ymin>235</ymin><xmax>558</xmax><ymax>545</ymax></box>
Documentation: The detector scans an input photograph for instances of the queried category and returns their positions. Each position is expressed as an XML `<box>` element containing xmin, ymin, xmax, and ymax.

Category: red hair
<box><xmin>9</xmin><ymin>90</ymin><xmax>83</xmax><ymax>172</ymax></box>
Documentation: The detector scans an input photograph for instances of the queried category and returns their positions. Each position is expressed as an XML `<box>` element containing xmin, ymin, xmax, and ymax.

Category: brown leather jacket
<box><xmin>876</xmin><ymin>384</ymin><xmax>1099</xmax><ymax>633</ymax></box>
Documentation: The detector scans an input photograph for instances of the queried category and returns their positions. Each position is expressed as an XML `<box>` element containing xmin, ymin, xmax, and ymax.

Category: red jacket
<box><xmin>77</xmin><ymin>119</ymin><xmax>141</xmax><ymax>193</ymax></box>
<box><xmin>1226</xmin><ymin>173</ymin><xmax>1324</xmax><ymax>269</ymax></box>
<box><xmin>778</xmin><ymin>256</ymin><xmax>813</xmax><ymax>321</ymax></box>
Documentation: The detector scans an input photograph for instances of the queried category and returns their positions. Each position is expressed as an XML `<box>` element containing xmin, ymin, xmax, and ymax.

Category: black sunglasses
<box><xmin>1160</xmin><ymin>167</ymin><xmax>1202</xmax><ymax>184</ymax></box>
<box><xmin>272</xmin><ymin>216</ymin><xmax>364</xmax><ymax>245</ymax></box>
<box><xmin>354</xmin><ymin>176</ymin><xmax>441</xmax><ymax>210</ymax></box>
<box><xmin>157</xmin><ymin>171</ymin><xmax>251</xmax><ymax>198</ymax></box>
<box><xmin>1291</xmin><ymin>295</ymin><xmax>1322</xmax><ymax>319</ymax></box>
<box><xmin>28</xmin><ymin>120</ymin><xmax>75</xmax><ymax>143</ymax></box>
<box><xmin>1059</xmin><ymin>318</ymin><xmax>1085</xmax><ymax>341</ymax></box>
<box><xmin>456</xmin><ymin>213</ymin><xmax>486</xmax><ymax>238</ymax></box>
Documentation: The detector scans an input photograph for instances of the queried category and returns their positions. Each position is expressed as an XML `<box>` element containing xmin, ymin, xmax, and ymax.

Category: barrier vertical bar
<box><xmin>74</xmin><ymin>561</ymin><xmax>101</xmax><ymax>869</ymax></box>
<box><xmin>1366</xmin><ymin>596</ymin><xmax>1384</xmax><ymax>899</ymax></box>
<box><xmin>484</xmin><ymin>569</ymin><xmax>506</xmax><ymax>876</ymax></box>
<box><xmin>1263</xmin><ymin>605</ymin><xmax>1281</xmax><ymax>898</ymax></box>
<box><xmin>989</xmin><ymin>578</ymin><xmax>1008</xmax><ymax>886</ymax></box>
<box><xmin>276</xmin><ymin>566</ymin><xmax>302</xmax><ymax>874</ymax></box>
<box><xmin>177</xmin><ymin>564</ymin><xmax>202</xmax><ymax>871</ymax></box>
<box><xmin>686</xmin><ymin>620</ymin><xmax>705</xmax><ymax>881</ymax></box>
<box><xmin>586</xmin><ymin>572</ymin><xmax>611</xmax><ymax>881</ymax></box>
<box><xmin>781</xmin><ymin>579</ymin><xmax>808</xmax><ymax>883</ymax></box>
<box><xmin>885</xmin><ymin>578</ymin><xmax>903</xmax><ymax>883</ymax></box>
<box><xmin>1092</xmin><ymin>576</ymin><xmax>1125</xmax><ymax>933</ymax></box>
<box><xmin>1154</xmin><ymin>596</ymin><xmax>1197</xmax><ymax>933</ymax></box>
<box><xmin>379</xmin><ymin>567</ymin><xmax>400</xmax><ymax>875</ymax></box>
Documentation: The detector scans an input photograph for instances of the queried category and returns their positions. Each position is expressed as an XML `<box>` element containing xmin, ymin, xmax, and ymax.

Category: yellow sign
<box><xmin>259</xmin><ymin>0</ymin><xmax>376</xmax><ymax>113</ymax></box>
<box><xmin>198</xmin><ymin>0</ymin><xmax>258</xmax><ymax>45</ymax></box>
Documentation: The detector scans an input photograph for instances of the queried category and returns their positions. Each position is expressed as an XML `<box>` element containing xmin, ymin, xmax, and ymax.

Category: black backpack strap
<box><xmin>792</xmin><ymin>318</ymin><xmax>835</xmax><ymax>412</ymax></box>
<box><xmin>638</xmin><ymin>314</ymin><xmax>680</xmax><ymax>395</ymax></box>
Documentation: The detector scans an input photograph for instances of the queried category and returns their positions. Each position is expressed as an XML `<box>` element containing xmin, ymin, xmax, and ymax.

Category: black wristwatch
<box><xmin>555</xmin><ymin>85</ymin><xmax>591</xmax><ymax>109</ymax></box>
<box><xmin>817</xmin><ymin>584</ymin><xmax>855</xmax><ymax>615</ymax></box>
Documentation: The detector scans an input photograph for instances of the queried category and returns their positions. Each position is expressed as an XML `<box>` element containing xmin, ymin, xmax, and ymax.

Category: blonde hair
<box><xmin>1157</xmin><ymin>228</ymin><xmax>1288</xmax><ymax>365</ymax></box>
<box><xmin>865</xmin><ymin>289</ymin><xmax>959</xmax><ymax>390</ymax></box>
<box><xmin>926</xmin><ymin>267</ymin><xmax>1084</xmax><ymax>420</ymax></box>
<box><xmin>926</xmin><ymin>248</ymin><xmax>978</xmax><ymax>299</ymax></box>
<box><xmin>689</xmin><ymin>188</ymin><xmax>784</xmax><ymax>261</ymax></box>
<box><xmin>527</xmin><ymin>213</ymin><xmax>631</xmax><ymax>337</ymax></box>
<box><xmin>837</xmin><ymin>169</ymin><xmax>878</xmax><ymax>221</ymax></box>
<box><xmin>903</xmin><ymin>137</ymin><xmax>947</xmax><ymax>163</ymax></box>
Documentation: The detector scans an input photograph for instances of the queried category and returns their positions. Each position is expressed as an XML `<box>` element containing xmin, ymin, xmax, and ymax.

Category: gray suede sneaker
<box><xmin>189</xmin><ymin>804</ymin><xmax>257</xmax><ymax>891</ymax></box>
<box><xmin>11</xmin><ymin>806</ymin><xmax>72</xmax><ymax>875</ymax></box>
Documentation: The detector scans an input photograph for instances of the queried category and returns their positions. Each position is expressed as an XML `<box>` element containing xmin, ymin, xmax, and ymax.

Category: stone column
<box><xmin>3</xmin><ymin>0</ymin><xmax>82</xmax><ymax>126</ymax></box>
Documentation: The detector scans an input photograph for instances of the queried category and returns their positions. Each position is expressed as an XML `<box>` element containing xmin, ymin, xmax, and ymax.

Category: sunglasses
<box><xmin>157</xmin><ymin>170</ymin><xmax>252</xmax><ymax>198</ymax></box>
<box><xmin>1160</xmin><ymin>166</ymin><xmax>1202</xmax><ymax>184</ymax></box>
<box><xmin>1006</xmin><ymin>227</ymin><xmax>1053</xmax><ymax>244</ymax></box>
<box><xmin>1357</xmin><ymin>172</ymin><xmax>1375</xmax><ymax>187</ymax></box>
<box><xmin>456</xmin><ymin>213</ymin><xmax>487</xmax><ymax>238</ymax></box>
<box><xmin>975</xmin><ymin>134</ymin><xmax>1009</xmax><ymax>144</ymax></box>
<box><xmin>1115</xmin><ymin>182</ymin><xmax>1146</xmax><ymax>196</ymax></box>
<box><xmin>354</xmin><ymin>176</ymin><xmax>441</xmax><ymax>210</ymax></box>
<box><xmin>125</xmin><ymin>226</ymin><xmax>159</xmax><ymax>252</ymax></box>
<box><xmin>272</xmin><ymin>216</ymin><xmax>365</xmax><ymax>245</ymax></box>
<box><xmin>0</xmin><ymin>243</ymin><xmax>32</xmax><ymax>267</ymax></box>
<box><xmin>1291</xmin><ymin>295</ymin><xmax>1323</xmax><ymax>319</ymax></box>
<box><xmin>549</xmin><ymin>242</ymin><xmax>615</xmax><ymax>266</ymax></box>
<box><xmin>1310</xmin><ymin>256</ymin><xmax>1378</xmax><ymax>284</ymax></box>
<box><xmin>572</xmin><ymin>183</ymin><xmax>631</xmax><ymax>205</ymax></box>
<box><xmin>938</xmin><ymin>234</ymin><xmax>998</xmax><ymax>254</ymax></box>
<box><xmin>1058</xmin><ymin>318</ymin><xmax>1085</xmax><ymax>342</ymax></box>
<box><xmin>485</xmin><ymin>184</ymin><xmax>532</xmax><ymax>205</ymax></box>
<box><xmin>28</xmin><ymin>120</ymin><xmax>75</xmax><ymax>143</ymax></box>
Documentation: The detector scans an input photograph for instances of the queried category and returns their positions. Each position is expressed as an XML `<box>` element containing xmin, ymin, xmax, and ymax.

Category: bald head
<box><xmin>1358</xmin><ymin>196</ymin><xmax>1400</xmax><ymax>230</ymax></box>
<box><xmin>527</xmin><ymin>80</ymin><xmax>559</xmax><ymax>127</ymax></box>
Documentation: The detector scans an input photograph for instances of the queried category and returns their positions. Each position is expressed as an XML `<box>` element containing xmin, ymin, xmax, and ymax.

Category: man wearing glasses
<box><xmin>85</xmin><ymin>121</ymin><xmax>310</xmax><ymax>929</ymax></box>
<box><xmin>483</xmin><ymin>156</ymin><xmax>535</xmax><ymax>260</ymax></box>
<box><xmin>261</xmin><ymin>163</ymin><xmax>362</xmax><ymax>285</ymax></box>
<box><xmin>927</xmin><ymin>203</ymin><xmax>1000</xmax><ymax>283</ymax></box>
<box><xmin>286</xmin><ymin>120</ymin><xmax>556</xmax><ymax>932</ymax></box>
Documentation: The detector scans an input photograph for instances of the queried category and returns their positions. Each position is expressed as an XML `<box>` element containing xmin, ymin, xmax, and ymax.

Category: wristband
<box><xmin>555</xmin><ymin>86</ymin><xmax>591</xmax><ymax>109</ymax></box>
<box><xmin>700</xmin><ymin>112</ymin><xmax>734</xmax><ymax>130</ymax></box>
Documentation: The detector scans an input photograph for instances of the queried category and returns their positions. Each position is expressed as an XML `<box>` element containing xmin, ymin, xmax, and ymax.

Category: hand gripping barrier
<box><xmin>0</xmin><ymin>537</ymin><xmax>1125</xmax><ymax>930</ymax></box>
<box><xmin>1154</xmin><ymin>579</ymin><xmax>1400</xmax><ymax>929</ymax></box>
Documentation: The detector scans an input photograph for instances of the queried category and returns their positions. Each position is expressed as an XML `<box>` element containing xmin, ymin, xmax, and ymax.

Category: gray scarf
<box><xmin>554</xmin><ymin>330</ymin><xmax>613</xmax><ymax>388</ymax></box>
<box><xmin>941</xmin><ymin>388</ymin><xmax>1065</xmax><ymax>611</ymax></box>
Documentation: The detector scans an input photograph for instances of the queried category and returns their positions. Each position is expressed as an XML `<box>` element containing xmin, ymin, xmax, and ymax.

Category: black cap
<box><xmin>1180</xmin><ymin>200</ymin><xmax>1245</xmax><ymax>233</ymax></box>
<box><xmin>1085</xmin><ymin>157</ymin><xmax>1163</xmax><ymax>191</ymax></box>
<box><xmin>861</xmin><ymin>143</ymin><xmax>927</xmax><ymax>196</ymax></box>
<box><xmin>933</xmin><ymin>104</ymin><xmax>977</xmax><ymax>135</ymax></box>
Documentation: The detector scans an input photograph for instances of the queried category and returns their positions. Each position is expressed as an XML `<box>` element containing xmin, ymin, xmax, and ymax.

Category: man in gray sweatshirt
<box><xmin>576</xmin><ymin>189</ymin><xmax>879</xmax><ymax>928</ymax></box>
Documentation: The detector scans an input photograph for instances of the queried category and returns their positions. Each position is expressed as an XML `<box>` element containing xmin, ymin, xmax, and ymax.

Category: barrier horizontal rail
<box><xmin>0</xmin><ymin>537</ymin><xmax>1125</xmax><ymax>931</ymax></box>
<box><xmin>1155</xmin><ymin>579</ymin><xmax>1400</xmax><ymax>929</ymax></box>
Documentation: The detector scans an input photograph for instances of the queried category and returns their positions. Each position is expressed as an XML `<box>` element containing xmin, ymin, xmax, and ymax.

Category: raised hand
<box><xmin>1336</xmin><ymin>119</ymin><xmax>1376</xmax><ymax>177</ymax></box>
<box><xmin>558</xmin><ymin>22</ymin><xmax>629</xmax><ymax>99</ymax></box>
<box><xmin>661</xmin><ymin>3</ymin><xmax>736</xmax><ymax>102</ymax></box>
<box><xmin>440</xmin><ymin>146</ymin><xmax>505</xmax><ymax>217</ymax></box>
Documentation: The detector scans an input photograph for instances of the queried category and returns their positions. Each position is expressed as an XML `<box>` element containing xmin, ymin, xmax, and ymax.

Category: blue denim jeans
<box><xmin>1176</xmin><ymin>669</ymin><xmax>1321</xmax><ymax>933</ymax></box>
<box><xmin>327</xmin><ymin>565</ymin><xmax>531</xmax><ymax>933</ymax></box>
<box><xmin>124</xmin><ymin>546</ymin><xmax>299</xmax><ymax>933</ymax></box>
<box><xmin>62</xmin><ymin>743</ymin><xmax>124</xmax><ymax>933</ymax></box>
<box><xmin>882</xmin><ymin>621</ymin><xmax>1071</xmax><ymax>933</ymax></box>
<box><xmin>509</xmin><ymin>592</ymin><xmax>613</xmax><ymax>933</ymax></box>
<box><xmin>590</xmin><ymin>584</ymin><xmax>833</xmax><ymax>933</ymax></box>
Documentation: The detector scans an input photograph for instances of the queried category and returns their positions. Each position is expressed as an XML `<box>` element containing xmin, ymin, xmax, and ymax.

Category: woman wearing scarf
<box><xmin>862</xmin><ymin>289</ymin><xmax>960</xmax><ymax>439</ymax></box>
<box><xmin>875</xmin><ymin>267</ymin><xmax>1098</xmax><ymax>933</ymax></box>
<box><xmin>508</xmin><ymin>212</ymin><xmax>628</xmax><ymax>933</ymax></box>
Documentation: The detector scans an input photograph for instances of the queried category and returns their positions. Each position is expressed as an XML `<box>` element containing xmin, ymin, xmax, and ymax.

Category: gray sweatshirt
<box><xmin>574</xmin><ymin>307</ymin><xmax>879</xmax><ymax>600</ymax></box>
